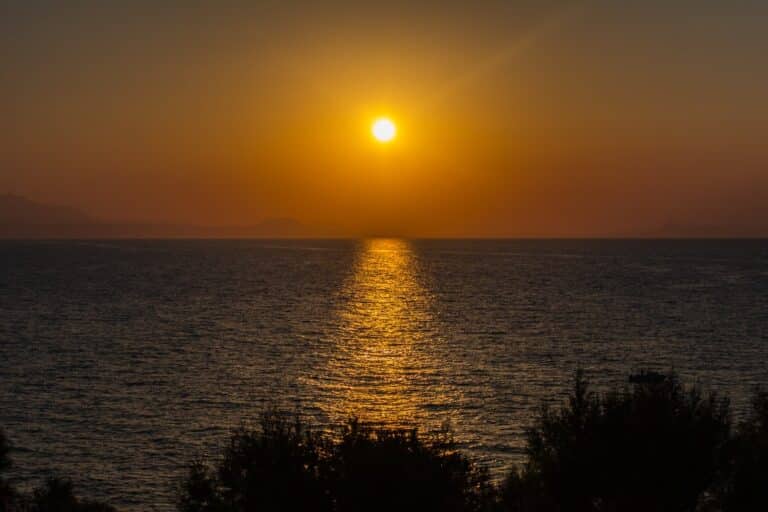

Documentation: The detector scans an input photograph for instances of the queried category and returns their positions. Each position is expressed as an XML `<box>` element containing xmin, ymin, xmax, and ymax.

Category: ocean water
<box><xmin>1</xmin><ymin>239</ymin><xmax>767</xmax><ymax>510</ymax></box>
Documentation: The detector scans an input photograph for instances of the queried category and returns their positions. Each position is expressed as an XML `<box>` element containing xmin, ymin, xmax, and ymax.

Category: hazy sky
<box><xmin>2</xmin><ymin>0</ymin><xmax>767</xmax><ymax>236</ymax></box>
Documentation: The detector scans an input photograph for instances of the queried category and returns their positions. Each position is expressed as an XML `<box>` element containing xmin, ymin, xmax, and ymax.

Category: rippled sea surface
<box><xmin>1</xmin><ymin>239</ymin><xmax>768</xmax><ymax>510</ymax></box>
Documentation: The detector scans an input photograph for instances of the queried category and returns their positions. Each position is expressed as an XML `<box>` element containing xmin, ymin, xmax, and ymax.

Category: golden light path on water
<box><xmin>316</xmin><ymin>239</ymin><xmax>460</xmax><ymax>429</ymax></box>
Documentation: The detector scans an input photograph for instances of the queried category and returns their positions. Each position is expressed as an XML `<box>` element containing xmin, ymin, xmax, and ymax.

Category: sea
<box><xmin>1</xmin><ymin>239</ymin><xmax>767</xmax><ymax>510</ymax></box>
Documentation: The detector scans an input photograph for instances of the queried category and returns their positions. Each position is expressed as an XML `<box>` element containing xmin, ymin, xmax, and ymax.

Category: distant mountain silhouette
<box><xmin>652</xmin><ymin>220</ymin><xmax>768</xmax><ymax>238</ymax></box>
<box><xmin>0</xmin><ymin>195</ymin><xmax>309</xmax><ymax>238</ymax></box>
<box><xmin>4</xmin><ymin>194</ymin><xmax>765</xmax><ymax>239</ymax></box>
<box><xmin>0</xmin><ymin>194</ymin><xmax>94</xmax><ymax>226</ymax></box>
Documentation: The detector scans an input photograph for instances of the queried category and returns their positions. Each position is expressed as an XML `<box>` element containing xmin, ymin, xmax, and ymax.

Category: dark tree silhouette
<box><xmin>177</xmin><ymin>412</ymin><xmax>493</xmax><ymax>512</ymax></box>
<box><xmin>8</xmin><ymin>373</ymin><xmax>768</xmax><ymax>512</ymax></box>
<box><xmin>501</xmin><ymin>371</ymin><xmax>731</xmax><ymax>512</ymax></box>
<box><xmin>178</xmin><ymin>462</ymin><xmax>226</xmax><ymax>512</ymax></box>
<box><xmin>719</xmin><ymin>391</ymin><xmax>768</xmax><ymax>511</ymax></box>
<box><xmin>178</xmin><ymin>410</ymin><xmax>331</xmax><ymax>512</ymax></box>
<box><xmin>0</xmin><ymin>429</ymin><xmax>116</xmax><ymax>512</ymax></box>
<box><xmin>218</xmin><ymin>411</ymin><xmax>330</xmax><ymax>512</ymax></box>
<box><xmin>0</xmin><ymin>429</ymin><xmax>14</xmax><ymax>512</ymax></box>
<box><xmin>31</xmin><ymin>477</ymin><xmax>116</xmax><ymax>512</ymax></box>
<box><xmin>0</xmin><ymin>430</ymin><xmax>9</xmax><ymax>475</ymax></box>
<box><xmin>329</xmin><ymin>419</ymin><xmax>494</xmax><ymax>512</ymax></box>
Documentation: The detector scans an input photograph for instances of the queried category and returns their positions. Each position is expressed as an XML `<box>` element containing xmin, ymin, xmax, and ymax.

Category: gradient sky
<box><xmin>2</xmin><ymin>0</ymin><xmax>767</xmax><ymax>236</ymax></box>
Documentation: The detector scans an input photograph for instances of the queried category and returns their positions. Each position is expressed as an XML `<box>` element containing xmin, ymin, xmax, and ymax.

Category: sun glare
<box><xmin>372</xmin><ymin>118</ymin><xmax>396</xmax><ymax>143</ymax></box>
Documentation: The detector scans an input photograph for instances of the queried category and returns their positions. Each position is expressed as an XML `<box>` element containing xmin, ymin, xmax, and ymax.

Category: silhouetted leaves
<box><xmin>178</xmin><ymin>412</ymin><xmax>492</xmax><ymax>512</ymax></box>
<box><xmin>0</xmin><ymin>430</ymin><xmax>115</xmax><ymax>512</ymax></box>
<box><xmin>0</xmin><ymin>429</ymin><xmax>9</xmax><ymax>475</ymax></box>
<box><xmin>5</xmin><ymin>373</ymin><xmax>768</xmax><ymax>512</ymax></box>
<box><xmin>32</xmin><ymin>477</ymin><xmax>116</xmax><ymax>512</ymax></box>
<box><xmin>0</xmin><ymin>429</ymin><xmax>14</xmax><ymax>512</ymax></box>
<box><xmin>331</xmin><ymin>420</ymin><xmax>493</xmax><ymax>512</ymax></box>
<box><xmin>216</xmin><ymin>410</ymin><xmax>331</xmax><ymax>512</ymax></box>
<box><xmin>719</xmin><ymin>391</ymin><xmax>768</xmax><ymax>511</ymax></box>
<box><xmin>501</xmin><ymin>371</ymin><xmax>731</xmax><ymax>512</ymax></box>
<box><xmin>178</xmin><ymin>462</ymin><xmax>226</xmax><ymax>512</ymax></box>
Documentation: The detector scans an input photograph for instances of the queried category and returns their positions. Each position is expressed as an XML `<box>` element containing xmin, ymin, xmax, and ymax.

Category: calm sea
<box><xmin>1</xmin><ymin>239</ymin><xmax>767</xmax><ymax>510</ymax></box>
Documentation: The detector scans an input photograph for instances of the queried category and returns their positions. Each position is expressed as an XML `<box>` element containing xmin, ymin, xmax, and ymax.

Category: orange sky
<box><xmin>1</xmin><ymin>1</ymin><xmax>767</xmax><ymax>236</ymax></box>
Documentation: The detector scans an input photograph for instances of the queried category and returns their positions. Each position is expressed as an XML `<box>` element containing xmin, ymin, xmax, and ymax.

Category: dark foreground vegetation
<box><xmin>1</xmin><ymin>427</ymin><xmax>114</xmax><ymax>511</ymax></box>
<box><xmin>2</xmin><ymin>373</ymin><xmax>768</xmax><ymax>511</ymax></box>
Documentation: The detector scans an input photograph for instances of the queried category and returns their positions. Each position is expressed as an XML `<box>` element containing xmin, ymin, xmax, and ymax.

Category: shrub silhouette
<box><xmin>0</xmin><ymin>430</ymin><xmax>9</xmax><ymax>475</ymax></box>
<box><xmin>1</xmin><ymin>429</ymin><xmax>17</xmax><ymax>512</ymax></box>
<box><xmin>177</xmin><ymin>412</ymin><xmax>493</xmax><ymax>512</ymax></box>
<box><xmin>0</xmin><ymin>429</ymin><xmax>116</xmax><ymax>512</ymax></box>
<box><xmin>177</xmin><ymin>462</ymin><xmax>226</xmax><ymax>512</ymax></box>
<box><xmin>329</xmin><ymin>419</ymin><xmax>493</xmax><ymax>512</ymax></box>
<box><xmin>178</xmin><ymin>410</ymin><xmax>332</xmax><ymax>512</ymax></box>
<box><xmin>221</xmin><ymin>410</ymin><xmax>327</xmax><ymax>511</ymax></box>
<box><xmin>31</xmin><ymin>477</ymin><xmax>116</xmax><ymax>512</ymax></box>
<box><xmin>500</xmin><ymin>371</ymin><xmax>731</xmax><ymax>512</ymax></box>
<box><xmin>8</xmin><ymin>372</ymin><xmax>768</xmax><ymax>511</ymax></box>
<box><xmin>719</xmin><ymin>391</ymin><xmax>768</xmax><ymax>511</ymax></box>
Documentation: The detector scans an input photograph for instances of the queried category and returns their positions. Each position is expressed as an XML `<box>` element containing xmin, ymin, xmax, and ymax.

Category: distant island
<box><xmin>2</xmin><ymin>194</ymin><xmax>766</xmax><ymax>239</ymax></box>
<box><xmin>0</xmin><ymin>194</ymin><xmax>310</xmax><ymax>238</ymax></box>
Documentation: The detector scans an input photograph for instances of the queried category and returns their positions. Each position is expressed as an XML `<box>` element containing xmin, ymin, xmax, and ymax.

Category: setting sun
<box><xmin>372</xmin><ymin>118</ymin><xmax>396</xmax><ymax>143</ymax></box>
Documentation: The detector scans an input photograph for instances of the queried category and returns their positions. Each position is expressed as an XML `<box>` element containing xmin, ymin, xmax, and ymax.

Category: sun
<box><xmin>371</xmin><ymin>118</ymin><xmax>396</xmax><ymax>143</ymax></box>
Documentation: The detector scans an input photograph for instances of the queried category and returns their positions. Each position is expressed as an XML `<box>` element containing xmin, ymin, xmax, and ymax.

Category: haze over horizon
<box><xmin>0</xmin><ymin>193</ymin><xmax>765</xmax><ymax>238</ymax></box>
<box><xmin>2</xmin><ymin>0</ymin><xmax>768</xmax><ymax>237</ymax></box>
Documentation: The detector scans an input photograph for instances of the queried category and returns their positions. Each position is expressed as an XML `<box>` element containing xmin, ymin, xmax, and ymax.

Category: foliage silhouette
<box><xmin>0</xmin><ymin>429</ymin><xmax>115</xmax><ymax>512</ymax></box>
<box><xmin>202</xmin><ymin>410</ymin><xmax>329</xmax><ymax>512</ymax></box>
<box><xmin>177</xmin><ymin>462</ymin><xmax>226</xmax><ymax>512</ymax></box>
<box><xmin>500</xmin><ymin>370</ymin><xmax>731</xmax><ymax>512</ymax></box>
<box><xmin>1</xmin><ymin>429</ymin><xmax>14</xmax><ymax>512</ymax></box>
<box><xmin>330</xmin><ymin>419</ymin><xmax>494</xmax><ymax>512</ymax></box>
<box><xmin>6</xmin><ymin>372</ymin><xmax>768</xmax><ymax>511</ymax></box>
<box><xmin>177</xmin><ymin>411</ymin><xmax>493</xmax><ymax>512</ymax></box>
<box><xmin>0</xmin><ymin>430</ymin><xmax>9</xmax><ymax>475</ymax></box>
<box><xmin>31</xmin><ymin>477</ymin><xmax>116</xmax><ymax>512</ymax></box>
<box><xmin>718</xmin><ymin>391</ymin><xmax>768</xmax><ymax>511</ymax></box>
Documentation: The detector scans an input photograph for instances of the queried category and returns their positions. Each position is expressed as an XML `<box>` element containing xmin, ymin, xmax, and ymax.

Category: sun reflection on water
<box><xmin>317</xmin><ymin>238</ymin><xmax>455</xmax><ymax>428</ymax></box>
